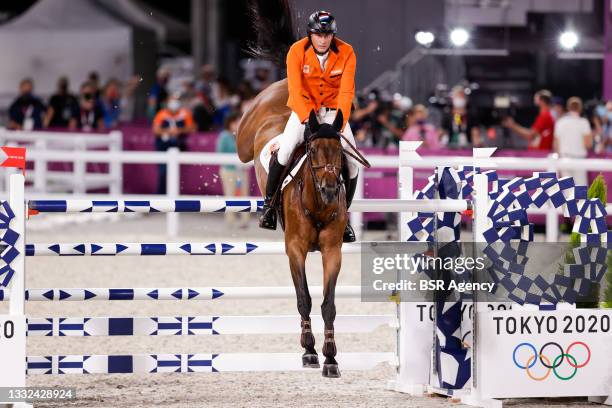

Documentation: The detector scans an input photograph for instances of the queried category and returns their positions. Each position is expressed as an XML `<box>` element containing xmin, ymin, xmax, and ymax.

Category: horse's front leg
<box><xmin>286</xmin><ymin>238</ymin><xmax>319</xmax><ymax>368</ymax></box>
<box><xmin>320</xmin><ymin>241</ymin><xmax>342</xmax><ymax>378</ymax></box>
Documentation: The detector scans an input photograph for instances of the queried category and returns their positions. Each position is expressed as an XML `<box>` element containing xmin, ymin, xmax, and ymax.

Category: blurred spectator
<box><xmin>351</xmin><ymin>89</ymin><xmax>399</xmax><ymax>147</ymax></box>
<box><xmin>236</xmin><ymin>80</ymin><xmax>257</xmax><ymax>114</ymax></box>
<box><xmin>592</xmin><ymin>100</ymin><xmax>612</xmax><ymax>153</ymax></box>
<box><xmin>180</xmin><ymin>80</ymin><xmax>200</xmax><ymax>109</ymax></box>
<box><xmin>250</xmin><ymin>66</ymin><xmax>273</xmax><ymax>93</ymax></box>
<box><xmin>196</xmin><ymin>64</ymin><xmax>220</xmax><ymax>106</ymax></box>
<box><xmin>88</xmin><ymin>71</ymin><xmax>102</xmax><ymax>100</ymax></box>
<box><xmin>375</xmin><ymin>100</ymin><xmax>410</xmax><ymax>148</ymax></box>
<box><xmin>554</xmin><ymin>97</ymin><xmax>592</xmax><ymax>185</ymax></box>
<box><xmin>441</xmin><ymin>85</ymin><xmax>480</xmax><ymax>148</ymax></box>
<box><xmin>216</xmin><ymin>111</ymin><xmax>249</xmax><ymax>228</ymax></box>
<box><xmin>213</xmin><ymin>77</ymin><xmax>240</xmax><ymax>127</ymax></box>
<box><xmin>502</xmin><ymin>89</ymin><xmax>554</xmax><ymax>151</ymax></box>
<box><xmin>45</xmin><ymin>76</ymin><xmax>78</xmax><ymax>129</ymax></box>
<box><xmin>100</xmin><ymin>77</ymin><xmax>139</xmax><ymax>128</ymax></box>
<box><xmin>148</xmin><ymin>67</ymin><xmax>170</xmax><ymax>120</ymax></box>
<box><xmin>402</xmin><ymin>104</ymin><xmax>440</xmax><ymax>149</ymax></box>
<box><xmin>152</xmin><ymin>93</ymin><xmax>196</xmax><ymax>194</ymax></box>
<box><xmin>180</xmin><ymin>80</ymin><xmax>214</xmax><ymax>131</ymax></box>
<box><xmin>551</xmin><ymin>96</ymin><xmax>566</xmax><ymax>120</ymax></box>
<box><xmin>9</xmin><ymin>78</ymin><xmax>46</xmax><ymax>131</ymax></box>
<box><xmin>351</xmin><ymin>92</ymin><xmax>380</xmax><ymax>146</ymax></box>
<box><xmin>76</xmin><ymin>82</ymin><xmax>104</xmax><ymax>132</ymax></box>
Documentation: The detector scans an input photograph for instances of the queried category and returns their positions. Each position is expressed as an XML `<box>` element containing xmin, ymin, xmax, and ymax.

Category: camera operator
<box><xmin>502</xmin><ymin>89</ymin><xmax>554</xmax><ymax>151</ymax></box>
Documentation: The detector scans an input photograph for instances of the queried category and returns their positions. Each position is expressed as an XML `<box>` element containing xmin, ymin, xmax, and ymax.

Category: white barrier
<box><xmin>13</xmin><ymin>143</ymin><xmax>612</xmax><ymax>238</ymax></box>
<box><xmin>0</xmin><ymin>128</ymin><xmax>122</xmax><ymax>195</ymax></box>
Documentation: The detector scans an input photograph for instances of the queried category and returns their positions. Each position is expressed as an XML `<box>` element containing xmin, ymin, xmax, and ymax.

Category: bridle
<box><xmin>297</xmin><ymin>133</ymin><xmax>343</xmax><ymax>231</ymax></box>
<box><xmin>306</xmin><ymin>136</ymin><xmax>343</xmax><ymax>202</ymax></box>
<box><xmin>293</xmin><ymin>118</ymin><xmax>370</xmax><ymax>232</ymax></box>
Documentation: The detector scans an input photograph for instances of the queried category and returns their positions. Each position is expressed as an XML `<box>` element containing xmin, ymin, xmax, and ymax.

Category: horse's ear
<box><xmin>332</xmin><ymin>110</ymin><xmax>344</xmax><ymax>132</ymax></box>
<box><xmin>308</xmin><ymin>110</ymin><xmax>320</xmax><ymax>133</ymax></box>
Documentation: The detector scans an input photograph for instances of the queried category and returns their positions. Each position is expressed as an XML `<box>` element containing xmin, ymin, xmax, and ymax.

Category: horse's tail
<box><xmin>237</xmin><ymin>0</ymin><xmax>296</xmax><ymax>163</ymax></box>
<box><xmin>245</xmin><ymin>0</ymin><xmax>297</xmax><ymax>65</ymax></box>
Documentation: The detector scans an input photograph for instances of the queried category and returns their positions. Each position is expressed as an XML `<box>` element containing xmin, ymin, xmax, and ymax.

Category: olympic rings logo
<box><xmin>512</xmin><ymin>342</ymin><xmax>591</xmax><ymax>381</ymax></box>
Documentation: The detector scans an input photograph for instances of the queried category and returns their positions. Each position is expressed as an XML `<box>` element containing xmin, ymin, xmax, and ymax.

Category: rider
<box><xmin>259</xmin><ymin>10</ymin><xmax>361</xmax><ymax>243</ymax></box>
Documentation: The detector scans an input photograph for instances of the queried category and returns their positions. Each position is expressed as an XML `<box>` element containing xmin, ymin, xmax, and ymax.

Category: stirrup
<box><xmin>343</xmin><ymin>222</ymin><xmax>356</xmax><ymax>243</ymax></box>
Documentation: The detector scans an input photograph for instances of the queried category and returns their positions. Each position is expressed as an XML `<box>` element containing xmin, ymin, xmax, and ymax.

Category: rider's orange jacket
<box><xmin>286</xmin><ymin>37</ymin><xmax>356</xmax><ymax>130</ymax></box>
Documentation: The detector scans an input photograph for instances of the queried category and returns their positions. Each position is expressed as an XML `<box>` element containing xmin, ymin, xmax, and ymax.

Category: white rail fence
<box><xmin>2</xmin><ymin>139</ymin><xmax>611</xmax><ymax>239</ymax></box>
<box><xmin>0</xmin><ymin>128</ymin><xmax>122</xmax><ymax>194</ymax></box>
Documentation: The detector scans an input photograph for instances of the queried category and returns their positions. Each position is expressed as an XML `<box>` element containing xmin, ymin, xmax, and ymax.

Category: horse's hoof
<box><xmin>302</xmin><ymin>353</ymin><xmax>320</xmax><ymax>368</ymax></box>
<box><xmin>322</xmin><ymin>363</ymin><xmax>341</xmax><ymax>378</ymax></box>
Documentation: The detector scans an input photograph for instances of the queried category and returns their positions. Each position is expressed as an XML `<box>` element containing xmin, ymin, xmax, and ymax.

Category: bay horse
<box><xmin>237</xmin><ymin>79</ymin><xmax>347</xmax><ymax>377</ymax></box>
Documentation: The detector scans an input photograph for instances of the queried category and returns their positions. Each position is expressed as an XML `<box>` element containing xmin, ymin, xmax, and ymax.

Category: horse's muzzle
<box><xmin>320</xmin><ymin>181</ymin><xmax>339</xmax><ymax>205</ymax></box>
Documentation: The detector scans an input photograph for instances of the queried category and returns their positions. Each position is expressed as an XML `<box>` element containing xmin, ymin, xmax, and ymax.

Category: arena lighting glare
<box><xmin>559</xmin><ymin>30</ymin><xmax>579</xmax><ymax>50</ymax></box>
<box><xmin>415</xmin><ymin>30</ymin><xmax>435</xmax><ymax>46</ymax></box>
<box><xmin>449</xmin><ymin>28</ymin><xmax>470</xmax><ymax>47</ymax></box>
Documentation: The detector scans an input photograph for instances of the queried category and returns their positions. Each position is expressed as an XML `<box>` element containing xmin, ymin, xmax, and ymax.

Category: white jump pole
<box><xmin>166</xmin><ymin>147</ymin><xmax>180</xmax><ymax>238</ymax></box>
<box><xmin>390</xmin><ymin>141</ymin><xmax>430</xmax><ymax>395</ymax></box>
<box><xmin>0</xmin><ymin>174</ymin><xmax>28</xmax><ymax>407</ymax></box>
<box><xmin>461</xmin><ymin>148</ymin><xmax>496</xmax><ymax>408</ymax></box>
<box><xmin>351</xmin><ymin>171</ymin><xmax>364</xmax><ymax>241</ymax></box>
<box><xmin>8</xmin><ymin>174</ymin><xmax>25</xmax><ymax>316</ymax></box>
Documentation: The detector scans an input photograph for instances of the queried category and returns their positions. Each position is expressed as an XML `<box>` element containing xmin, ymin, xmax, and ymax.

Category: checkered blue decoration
<box><xmin>405</xmin><ymin>167</ymin><xmax>610</xmax><ymax>389</ymax></box>
<box><xmin>405</xmin><ymin>167</ymin><xmax>476</xmax><ymax>389</ymax></box>
<box><xmin>406</xmin><ymin>167</ymin><xmax>464</xmax><ymax>242</ymax></box>
<box><xmin>0</xmin><ymin>201</ymin><xmax>20</xmax><ymax>288</ymax></box>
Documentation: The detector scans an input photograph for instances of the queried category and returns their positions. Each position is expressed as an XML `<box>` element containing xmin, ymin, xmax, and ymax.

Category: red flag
<box><xmin>0</xmin><ymin>147</ymin><xmax>26</xmax><ymax>169</ymax></box>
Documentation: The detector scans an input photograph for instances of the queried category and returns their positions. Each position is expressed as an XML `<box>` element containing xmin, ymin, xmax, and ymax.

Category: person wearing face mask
<box><xmin>441</xmin><ymin>85</ymin><xmax>480</xmax><ymax>148</ymax></box>
<box><xmin>402</xmin><ymin>104</ymin><xmax>440</xmax><ymax>149</ymax></box>
<box><xmin>152</xmin><ymin>94</ymin><xmax>196</xmax><ymax>194</ymax></box>
<box><xmin>76</xmin><ymin>82</ymin><xmax>104</xmax><ymax>132</ymax></box>
<box><xmin>8</xmin><ymin>78</ymin><xmax>46</xmax><ymax>130</ymax></box>
<box><xmin>45</xmin><ymin>76</ymin><xmax>78</xmax><ymax>129</ymax></box>
<box><xmin>502</xmin><ymin>89</ymin><xmax>554</xmax><ymax>151</ymax></box>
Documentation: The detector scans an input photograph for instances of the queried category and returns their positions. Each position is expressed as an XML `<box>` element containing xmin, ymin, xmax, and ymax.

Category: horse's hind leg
<box><xmin>287</xmin><ymin>242</ymin><xmax>319</xmax><ymax>368</ymax></box>
<box><xmin>320</xmin><ymin>244</ymin><xmax>342</xmax><ymax>378</ymax></box>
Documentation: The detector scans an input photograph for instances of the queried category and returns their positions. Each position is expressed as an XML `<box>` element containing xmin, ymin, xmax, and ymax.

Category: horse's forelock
<box><xmin>310</xmin><ymin>123</ymin><xmax>340</xmax><ymax>141</ymax></box>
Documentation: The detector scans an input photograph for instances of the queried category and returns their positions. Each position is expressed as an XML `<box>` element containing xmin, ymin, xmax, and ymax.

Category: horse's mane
<box><xmin>245</xmin><ymin>0</ymin><xmax>297</xmax><ymax>66</ymax></box>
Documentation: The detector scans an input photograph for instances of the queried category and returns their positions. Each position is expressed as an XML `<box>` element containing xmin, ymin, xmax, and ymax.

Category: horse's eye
<box><xmin>310</xmin><ymin>147</ymin><xmax>316</xmax><ymax>154</ymax></box>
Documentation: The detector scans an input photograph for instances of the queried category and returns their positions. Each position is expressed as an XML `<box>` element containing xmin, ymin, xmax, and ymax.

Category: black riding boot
<box><xmin>259</xmin><ymin>156</ymin><xmax>286</xmax><ymax>230</ymax></box>
<box><xmin>343</xmin><ymin>176</ymin><xmax>358</xmax><ymax>243</ymax></box>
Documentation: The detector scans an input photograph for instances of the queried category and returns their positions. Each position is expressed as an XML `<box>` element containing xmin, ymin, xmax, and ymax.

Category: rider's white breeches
<box><xmin>276</xmin><ymin>108</ymin><xmax>359</xmax><ymax>178</ymax></box>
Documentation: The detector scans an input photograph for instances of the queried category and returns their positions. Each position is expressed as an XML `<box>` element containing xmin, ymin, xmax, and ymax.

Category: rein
<box><xmin>339</xmin><ymin>133</ymin><xmax>371</xmax><ymax>168</ymax></box>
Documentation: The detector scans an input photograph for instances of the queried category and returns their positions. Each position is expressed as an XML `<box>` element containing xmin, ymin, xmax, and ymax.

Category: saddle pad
<box><xmin>259</xmin><ymin>135</ymin><xmax>307</xmax><ymax>192</ymax></box>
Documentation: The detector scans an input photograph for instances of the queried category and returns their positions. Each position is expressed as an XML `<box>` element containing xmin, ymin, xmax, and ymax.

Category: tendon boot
<box><xmin>259</xmin><ymin>155</ymin><xmax>286</xmax><ymax>230</ymax></box>
<box><xmin>343</xmin><ymin>176</ymin><xmax>358</xmax><ymax>242</ymax></box>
